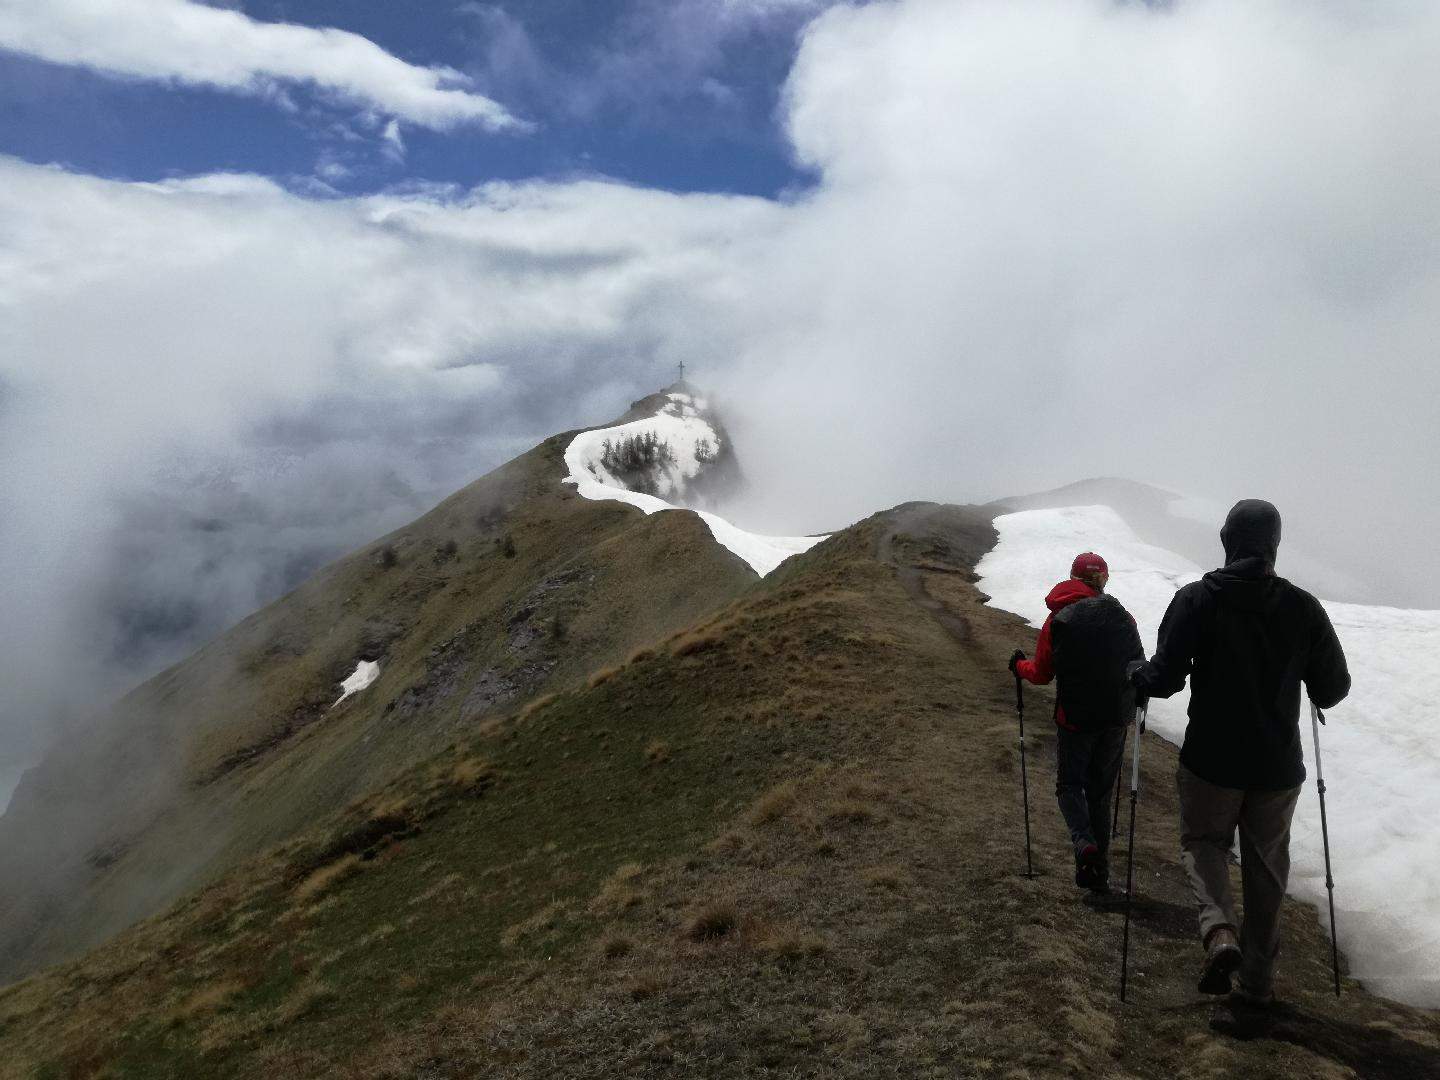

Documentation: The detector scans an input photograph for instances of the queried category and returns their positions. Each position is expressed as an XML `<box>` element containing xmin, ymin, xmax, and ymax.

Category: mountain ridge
<box><xmin>3</xmin><ymin>500</ymin><xmax>1437</xmax><ymax>1077</ymax></box>
<box><xmin>0</xmin><ymin>398</ymin><xmax>759</xmax><ymax>984</ymax></box>
<box><xmin>1</xmin><ymin>395</ymin><xmax>1437</xmax><ymax>1077</ymax></box>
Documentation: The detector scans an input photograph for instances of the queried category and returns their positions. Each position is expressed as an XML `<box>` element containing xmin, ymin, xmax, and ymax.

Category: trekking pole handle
<box><xmin>1309</xmin><ymin>700</ymin><xmax>1326</xmax><ymax>781</ymax></box>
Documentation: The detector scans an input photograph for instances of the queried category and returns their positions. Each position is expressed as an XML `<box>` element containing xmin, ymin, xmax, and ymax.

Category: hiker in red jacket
<box><xmin>1009</xmin><ymin>553</ymin><xmax>1144</xmax><ymax>894</ymax></box>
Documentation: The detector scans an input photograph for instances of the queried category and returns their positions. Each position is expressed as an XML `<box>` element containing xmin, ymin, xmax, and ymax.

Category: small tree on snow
<box><xmin>599</xmin><ymin>430</ymin><xmax>676</xmax><ymax>494</ymax></box>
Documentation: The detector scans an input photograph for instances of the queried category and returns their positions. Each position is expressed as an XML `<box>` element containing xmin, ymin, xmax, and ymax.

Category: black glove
<box><xmin>1126</xmin><ymin>660</ymin><xmax>1151</xmax><ymax>712</ymax></box>
<box><xmin>1125</xmin><ymin>659</ymin><xmax>1149</xmax><ymax>689</ymax></box>
<box><xmin>1008</xmin><ymin>649</ymin><xmax>1026</xmax><ymax>675</ymax></box>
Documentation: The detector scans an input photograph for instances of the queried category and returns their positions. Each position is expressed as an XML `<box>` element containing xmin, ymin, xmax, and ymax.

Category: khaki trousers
<box><xmin>1176</xmin><ymin>763</ymin><xmax>1301</xmax><ymax>996</ymax></box>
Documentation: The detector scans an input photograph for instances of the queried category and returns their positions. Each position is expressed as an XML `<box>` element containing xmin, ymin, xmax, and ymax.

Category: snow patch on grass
<box><xmin>564</xmin><ymin>393</ymin><xmax>822</xmax><ymax>577</ymax></box>
<box><xmin>978</xmin><ymin>504</ymin><xmax>1440</xmax><ymax>1008</ymax></box>
<box><xmin>333</xmin><ymin>659</ymin><xmax>380</xmax><ymax>708</ymax></box>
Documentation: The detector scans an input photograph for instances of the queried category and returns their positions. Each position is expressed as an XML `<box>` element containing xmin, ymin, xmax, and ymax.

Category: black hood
<box><xmin>1220</xmin><ymin>499</ymin><xmax>1281</xmax><ymax>568</ymax></box>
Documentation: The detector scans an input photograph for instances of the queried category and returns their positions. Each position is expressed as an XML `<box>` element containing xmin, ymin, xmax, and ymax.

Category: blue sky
<box><xmin>0</xmin><ymin>0</ymin><xmax>824</xmax><ymax>196</ymax></box>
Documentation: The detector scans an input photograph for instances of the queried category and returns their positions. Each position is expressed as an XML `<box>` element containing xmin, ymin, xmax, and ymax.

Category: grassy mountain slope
<box><xmin>1</xmin><ymin>503</ymin><xmax>1435</xmax><ymax>1078</ymax></box>
<box><xmin>0</xmin><ymin>414</ymin><xmax>756</xmax><ymax>983</ymax></box>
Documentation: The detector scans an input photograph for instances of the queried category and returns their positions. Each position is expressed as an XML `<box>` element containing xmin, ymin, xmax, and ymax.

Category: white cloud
<box><xmin>0</xmin><ymin>0</ymin><xmax>525</xmax><ymax>131</ymax></box>
<box><xmin>5</xmin><ymin>0</ymin><xmax>1440</xmax><ymax>770</ymax></box>
<box><xmin>721</xmin><ymin>0</ymin><xmax>1440</xmax><ymax>606</ymax></box>
<box><xmin>315</xmin><ymin>154</ymin><xmax>353</xmax><ymax>184</ymax></box>
<box><xmin>0</xmin><ymin>154</ymin><xmax>775</xmax><ymax>761</ymax></box>
<box><xmin>380</xmin><ymin>119</ymin><xmax>406</xmax><ymax>164</ymax></box>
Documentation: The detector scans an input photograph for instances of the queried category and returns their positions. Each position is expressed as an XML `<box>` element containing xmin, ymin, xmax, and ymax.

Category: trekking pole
<box><xmin>1112</xmin><ymin>726</ymin><xmax>1126</xmax><ymax>839</ymax></box>
<box><xmin>1311</xmin><ymin>700</ymin><xmax>1342</xmax><ymax>998</ymax></box>
<box><xmin>1014</xmin><ymin>674</ymin><xmax>1034</xmax><ymax>878</ymax></box>
<box><xmin>1119</xmin><ymin>698</ymin><xmax>1146</xmax><ymax>1002</ymax></box>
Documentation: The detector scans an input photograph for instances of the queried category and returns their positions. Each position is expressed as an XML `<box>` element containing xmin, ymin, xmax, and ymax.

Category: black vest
<box><xmin>1051</xmin><ymin>594</ymin><xmax>1144</xmax><ymax>730</ymax></box>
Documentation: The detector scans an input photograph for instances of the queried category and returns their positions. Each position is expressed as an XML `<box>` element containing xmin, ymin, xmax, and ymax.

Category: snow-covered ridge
<box><xmin>566</xmin><ymin>391</ymin><xmax>717</xmax><ymax>501</ymax></box>
<box><xmin>563</xmin><ymin>392</ymin><xmax>822</xmax><ymax>577</ymax></box>
<box><xmin>976</xmin><ymin>505</ymin><xmax>1440</xmax><ymax>1008</ymax></box>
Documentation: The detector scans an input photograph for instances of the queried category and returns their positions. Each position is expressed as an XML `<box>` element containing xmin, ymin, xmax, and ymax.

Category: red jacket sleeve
<box><xmin>1016</xmin><ymin>614</ymin><xmax>1055</xmax><ymax>685</ymax></box>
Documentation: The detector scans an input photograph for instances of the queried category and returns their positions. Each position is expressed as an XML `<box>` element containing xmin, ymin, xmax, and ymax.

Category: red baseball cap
<box><xmin>1071</xmin><ymin>552</ymin><xmax>1108</xmax><ymax>579</ymax></box>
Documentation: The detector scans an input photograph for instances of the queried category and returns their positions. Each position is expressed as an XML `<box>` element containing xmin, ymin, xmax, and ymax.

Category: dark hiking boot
<box><xmin>1231</xmin><ymin>981</ymin><xmax>1275</xmax><ymax>1008</ymax></box>
<box><xmin>1081</xmin><ymin>885</ymin><xmax>1126</xmax><ymax>909</ymax></box>
<box><xmin>1198</xmin><ymin>927</ymin><xmax>1243</xmax><ymax>995</ymax></box>
<box><xmin>1209</xmin><ymin>989</ymin><xmax>1282</xmax><ymax>1039</ymax></box>
<box><xmin>1074</xmin><ymin>844</ymin><xmax>1106</xmax><ymax>891</ymax></box>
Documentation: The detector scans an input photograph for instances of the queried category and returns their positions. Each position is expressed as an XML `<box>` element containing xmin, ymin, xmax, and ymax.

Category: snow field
<box><xmin>563</xmin><ymin>394</ymin><xmax>823</xmax><ymax>577</ymax></box>
<box><xmin>976</xmin><ymin>505</ymin><xmax>1440</xmax><ymax>1007</ymax></box>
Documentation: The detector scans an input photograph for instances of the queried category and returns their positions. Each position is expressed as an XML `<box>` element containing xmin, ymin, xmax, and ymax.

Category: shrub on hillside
<box><xmin>375</xmin><ymin>545</ymin><xmax>398</xmax><ymax>569</ymax></box>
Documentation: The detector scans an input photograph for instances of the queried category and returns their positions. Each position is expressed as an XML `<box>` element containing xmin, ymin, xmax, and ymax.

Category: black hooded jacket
<box><xmin>1132</xmin><ymin>500</ymin><xmax>1351</xmax><ymax>789</ymax></box>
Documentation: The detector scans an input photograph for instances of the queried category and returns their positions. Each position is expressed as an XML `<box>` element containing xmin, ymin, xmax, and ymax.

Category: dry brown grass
<box><xmin>517</xmin><ymin>692</ymin><xmax>558</xmax><ymax>720</ymax></box>
<box><xmin>171</xmin><ymin>979</ymin><xmax>245</xmax><ymax>1022</ymax></box>
<box><xmin>447</xmin><ymin>756</ymin><xmax>494</xmax><ymax>792</ymax></box>
<box><xmin>293</xmin><ymin>854</ymin><xmax>362</xmax><ymax>904</ymax></box>
<box><xmin>589</xmin><ymin>862</ymin><xmax>645</xmax><ymax>915</ymax></box>
<box><xmin>753</xmin><ymin>924</ymin><xmax>827</xmax><ymax>962</ymax></box>
<box><xmin>704</xmin><ymin>829</ymin><xmax>747</xmax><ymax>855</ymax></box>
<box><xmin>358</xmin><ymin>792</ymin><xmax>417</xmax><ymax>822</ymax></box>
<box><xmin>587</xmin><ymin>665</ymin><xmax>621</xmax><ymax>688</ymax></box>
<box><xmin>670</xmin><ymin>630</ymin><xmax>723</xmax><ymax>658</ymax></box>
<box><xmin>408</xmin><ymin>873</ymin><xmax>466</xmax><ymax>907</ymax></box>
<box><xmin>597</xmin><ymin>933</ymin><xmax>633</xmax><ymax>960</ymax></box>
<box><xmin>644</xmin><ymin>739</ymin><xmax>670</xmax><ymax>765</ymax></box>
<box><xmin>685</xmin><ymin>901</ymin><xmax>739</xmax><ymax>942</ymax></box>
<box><xmin>500</xmin><ymin>901</ymin><xmax>570</xmax><ymax>949</ymax></box>
<box><xmin>860</xmin><ymin>865</ymin><xmax>910</xmax><ymax>890</ymax></box>
<box><xmin>624</xmin><ymin>970</ymin><xmax>666</xmax><ymax>1001</ymax></box>
<box><xmin>747</xmin><ymin>780</ymin><xmax>798</xmax><ymax>825</ymax></box>
<box><xmin>272</xmin><ymin>977</ymin><xmax>337</xmax><ymax>1027</ymax></box>
<box><xmin>625</xmin><ymin>645</ymin><xmax>656</xmax><ymax>664</ymax></box>
<box><xmin>196</xmin><ymin>1009</ymin><xmax>267</xmax><ymax>1054</ymax></box>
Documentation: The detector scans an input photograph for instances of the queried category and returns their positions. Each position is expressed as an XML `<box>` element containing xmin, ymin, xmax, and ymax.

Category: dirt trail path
<box><xmin>878</xmin><ymin>503</ymin><xmax>1440</xmax><ymax>1079</ymax></box>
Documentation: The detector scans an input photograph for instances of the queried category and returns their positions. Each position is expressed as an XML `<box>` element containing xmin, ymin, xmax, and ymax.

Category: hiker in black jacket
<box><xmin>1130</xmin><ymin>499</ymin><xmax>1350</xmax><ymax>1006</ymax></box>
